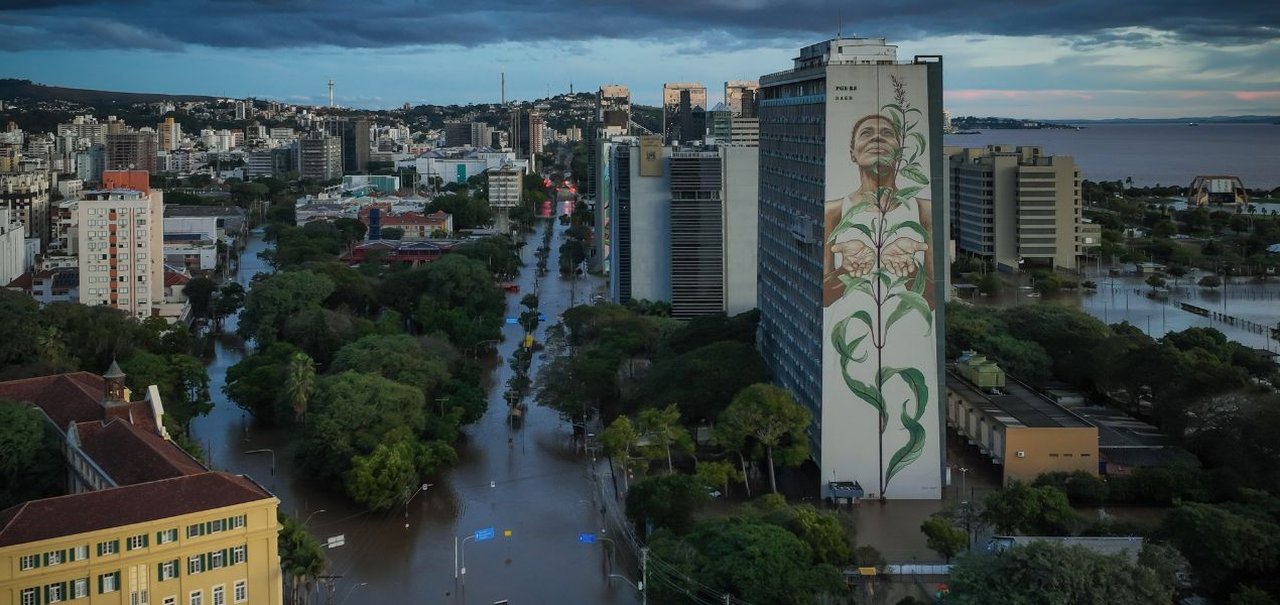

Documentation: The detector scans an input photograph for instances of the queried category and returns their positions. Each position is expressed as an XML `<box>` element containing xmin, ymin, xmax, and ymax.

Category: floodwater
<box><xmin>191</xmin><ymin>214</ymin><xmax>632</xmax><ymax>605</ymax></box>
<box><xmin>965</xmin><ymin>266</ymin><xmax>1280</xmax><ymax>350</ymax></box>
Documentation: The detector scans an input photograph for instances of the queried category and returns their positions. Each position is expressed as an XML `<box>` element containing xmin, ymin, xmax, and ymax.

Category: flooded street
<box><xmin>191</xmin><ymin>214</ymin><xmax>632</xmax><ymax>604</ymax></box>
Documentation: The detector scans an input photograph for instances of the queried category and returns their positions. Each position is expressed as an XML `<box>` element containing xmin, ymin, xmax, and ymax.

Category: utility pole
<box><xmin>640</xmin><ymin>547</ymin><xmax>649</xmax><ymax>605</ymax></box>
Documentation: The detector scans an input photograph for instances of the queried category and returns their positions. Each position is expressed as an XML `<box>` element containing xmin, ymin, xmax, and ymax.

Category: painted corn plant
<box><xmin>829</xmin><ymin>75</ymin><xmax>933</xmax><ymax>497</ymax></box>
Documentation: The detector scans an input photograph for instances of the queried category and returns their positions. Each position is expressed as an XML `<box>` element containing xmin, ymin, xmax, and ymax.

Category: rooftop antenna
<box><xmin>836</xmin><ymin>9</ymin><xmax>843</xmax><ymax>38</ymax></box>
<box><xmin>328</xmin><ymin>79</ymin><xmax>334</xmax><ymax>108</ymax></box>
<box><xmin>501</xmin><ymin>67</ymin><xmax>506</xmax><ymax>106</ymax></box>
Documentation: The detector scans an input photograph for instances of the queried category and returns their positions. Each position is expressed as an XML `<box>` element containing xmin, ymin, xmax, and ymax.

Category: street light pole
<box><xmin>338</xmin><ymin>583</ymin><xmax>367</xmax><ymax>605</ymax></box>
<box><xmin>302</xmin><ymin>509</ymin><xmax>327</xmax><ymax>528</ymax></box>
<box><xmin>243</xmin><ymin>448</ymin><xmax>275</xmax><ymax>476</ymax></box>
<box><xmin>455</xmin><ymin>535</ymin><xmax>477</xmax><ymax>581</ymax></box>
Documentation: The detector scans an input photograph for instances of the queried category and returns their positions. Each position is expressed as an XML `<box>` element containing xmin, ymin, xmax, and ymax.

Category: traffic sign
<box><xmin>578</xmin><ymin>533</ymin><xmax>597</xmax><ymax>544</ymax></box>
<box><xmin>475</xmin><ymin>527</ymin><xmax>496</xmax><ymax>541</ymax></box>
<box><xmin>505</xmin><ymin>317</ymin><xmax>518</xmax><ymax>324</ymax></box>
<box><xmin>326</xmin><ymin>535</ymin><xmax>345</xmax><ymax>549</ymax></box>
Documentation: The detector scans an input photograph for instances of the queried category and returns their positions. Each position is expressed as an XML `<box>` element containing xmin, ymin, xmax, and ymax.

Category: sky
<box><xmin>1</xmin><ymin>0</ymin><xmax>1278</xmax><ymax>119</ymax></box>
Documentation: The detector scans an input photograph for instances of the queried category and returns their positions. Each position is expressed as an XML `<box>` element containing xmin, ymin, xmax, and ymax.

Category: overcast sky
<box><xmin>2</xmin><ymin>0</ymin><xmax>1278</xmax><ymax>118</ymax></box>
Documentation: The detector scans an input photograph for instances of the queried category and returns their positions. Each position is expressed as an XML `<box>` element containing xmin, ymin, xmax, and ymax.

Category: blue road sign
<box><xmin>505</xmin><ymin>317</ymin><xmax>518</xmax><ymax>324</ymax></box>
<box><xmin>475</xmin><ymin>527</ymin><xmax>496</xmax><ymax>541</ymax></box>
<box><xmin>578</xmin><ymin>533</ymin><xmax>596</xmax><ymax>544</ymax></box>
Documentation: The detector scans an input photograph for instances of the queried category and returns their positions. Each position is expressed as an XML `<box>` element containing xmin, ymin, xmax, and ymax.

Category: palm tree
<box><xmin>283</xmin><ymin>352</ymin><xmax>316</xmax><ymax>423</ymax></box>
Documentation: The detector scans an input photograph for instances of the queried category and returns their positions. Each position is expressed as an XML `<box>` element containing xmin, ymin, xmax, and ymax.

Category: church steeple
<box><xmin>103</xmin><ymin>359</ymin><xmax>128</xmax><ymax>407</ymax></box>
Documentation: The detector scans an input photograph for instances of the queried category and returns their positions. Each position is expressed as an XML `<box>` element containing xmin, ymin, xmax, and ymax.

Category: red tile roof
<box><xmin>0</xmin><ymin>372</ymin><xmax>108</xmax><ymax>430</ymax></box>
<box><xmin>75</xmin><ymin>419</ymin><xmax>206</xmax><ymax>486</ymax></box>
<box><xmin>5</xmin><ymin>271</ymin><xmax>32</xmax><ymax>291</ymax></box>
<box><xmin>0</xmin><ymin>473</ymin><xmax>274</xmax><ymax>547</ymax></box>
<box><xmin>164</xmin><ymin>272</ymin><xmax>191</xmax><ymax>287</ymax></box>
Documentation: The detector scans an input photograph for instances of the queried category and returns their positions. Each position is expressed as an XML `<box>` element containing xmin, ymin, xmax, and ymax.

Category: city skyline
<box><xmin>1</xmin><ymin>0</ymin><xmax>1278</xmax><ymax>118</ymax></box>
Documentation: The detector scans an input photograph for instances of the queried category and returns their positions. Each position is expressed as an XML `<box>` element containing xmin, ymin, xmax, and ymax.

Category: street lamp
<box><xmin>403</xmin><ymin>483</ymin><xmax>432</xmax><ymax>529</ymax></box>
<box><xmin>302</xmin><ymin>509</ymin><xmax>326</xmax><ymax>528</ymax></box>
<box><xmin>243</xmin><ymin>448</ymin><xmax>275</xmax><ymax>476</ymax></box>
<box><xmin>338</xmin><ymin>583</ymin><xmax>367</xmax><ymax>605</ymax></box>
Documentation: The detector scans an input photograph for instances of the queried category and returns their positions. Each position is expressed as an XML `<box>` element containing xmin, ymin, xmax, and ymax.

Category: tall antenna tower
<box><xmin>328</xmin><ymin>79</ymin><xmax>335</xmax><ymax>108</ymax></box>
<box><xmin>501</xmin><ymin>68</ymin><xmax>506</xmax><ymax>106</ymax></box>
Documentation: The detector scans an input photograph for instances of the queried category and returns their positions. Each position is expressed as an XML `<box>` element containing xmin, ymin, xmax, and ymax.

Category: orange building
<box><xmin>101</xmin><ymin>170</ymin><xmax>151</xmax><ymax>194</ymax></box>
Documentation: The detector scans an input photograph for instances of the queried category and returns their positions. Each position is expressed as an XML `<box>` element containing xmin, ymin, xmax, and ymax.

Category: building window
<box><xmin>47</xmin><ymin>550</ymin><xmax>66</xmax><ymax>566</ymax></box>
<box><xmin>188</xmin><ymin>555</ymin><xmax>203</xmax><ymax>575</ymax></box>
<box><xmin>229</xmin><ymin>515</ymin><xmax>246</xmax><ymax>530</ymax></box>
<box><xmin>187</xmin><ymin>524</ymin><xmax>203</xmax><ymax>539</ymax></box>
<box><xmin>212</xmin><ymin>586</ymin><xmax>225</xmax><ymax>605</ymax></box>
<box><xmin>230</xmin><ymin>546</ymin><xmax>246</xmax><ymax>565</ymax></box>
<box><xmin>157</xmin><ymin>529</ymin><xmax>178</xmax><ymax>545</ymax></box>
<box><xmin>160</xmin><ymin>560</ymin><xmax>178</xmax><ymax>581</ymax></box>
<box><xmin>233</xmin><ymin>581</ymin><xmax>246</xmax><ymax>603</ymax></box>
<box><xmin>210</xmin><ymin>550</ymin><xmax>224</xmax><ymax>569</ymax></box>
<box><xmin>165</xmin><ymin>598</ymin><xmax>176</xmax><ymax>605</ymax></box>
<box><xmin>21</xmin><ymin>588</ymin><xmax>37</xmax><ymax>605</ymax></box>
<box><xmin>126</xmin><ymin>534</ymin><xmax>148</xmax><ymax>551</ymax></box>
<box><xmin>73</xmin><ymin>578</ymin><xmax>89</xmax><ymax>599</ymax></box>
<box><xmin>19</xmin><ymin>554</ymin><xmax>39</xmax><ymax>570</ymax></box>
<box><xmin>100</xmin><ymin>572</ymin><xmax>120</xmax><ymax>593</ymax></box>
<box><xmin>190</xmin><ymin>591</ymin><xmax>203</xmax><ymax>605</ymax></box>
<box><xmin>98</xmin><ymin>540</ymin><xmax>119</xmax><ymax>556</ymax></box>
<box><xmin>48</xmin><ymin>583</ymin><xmax>65</xmax><ymax>603</ymax></box>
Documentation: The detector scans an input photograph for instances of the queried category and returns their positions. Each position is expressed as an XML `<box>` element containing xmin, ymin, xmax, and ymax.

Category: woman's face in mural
<box><xmin>850</xmin><ymin>115</ymin><xmax>897</xmax><ymax>171</ymax></box>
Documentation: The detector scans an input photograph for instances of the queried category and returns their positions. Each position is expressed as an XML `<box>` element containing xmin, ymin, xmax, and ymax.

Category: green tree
<box><xmin>184</xmin><ymin>277</ymin><xmax>218</xmax><ymax>320</ymax></box>
<box><xmin>278</xmin><ymin>511</ymin><xmax>326</xmax><ymax>605</ymax></box>
<box><xmin>330</xmin><ymin>334</ymin><xmax>450</xmax><ymax>398</ymax></box>
<box><xmin>121</xmin><ymin>351</ymin><xmax>212</xmax><ymax>431</ymax></box>
<box><xmin>1163</xmin><ymin>503</ymin><xmax>1280</xmax><ymax>593</ymax></box>
<box><xmin>696</xmin><ymin>461</ymin><xmax>742</xmax><ymax>498</ymax></box>
<box><xmin>282</xmin><ymin>352</ymin><xmax>316</xmax><ymax>423</ymax></box>
<box><xmin>1230</xmin><ymin>586</ymin><xmax>1278</xmax><ymax>605</ymax></box>
<box><xmin>637</xmin><ymin>404</ymin><xmax>693</xmax><ymax>473</ymax></box>
<box><xmin>1199</xmin><ymin>274</ymin><xmax>1222</xmax><ymax>289</ymax></box>
<box><xmin>295</xmin><ymin>372</ymin><xmax>427</xmax><ymax>484</ymax></box>
<box><xmin>921</xmin><ymin>515</ymin><xmax>969</xmax><ymax>562</ymax></box>
<box><xmin>949</xmin><ymin>541</ymin><xmax>1171</xmax><ymax>605</ymax></box>
<box><xmin>282</xmin><ymin>308</ymin><xmax>357</xmax><ymax>367</ymax></box>
<box><xmin>630</xmin><ymin>341</ymin><xmax>768</xmax><ymax>422</ymax></box>
<box><xmin>982</xmin><ymin>481</ymin><xmax>1077</xmax><ymax>535</ymax></box>
<box><xmin>760</xmin><ymin>504</ymin><xmax>855</xmax><ymax>567</ymax></box>
<box><xmin>212</xmin><ymin>282</ymin><xmax>246</xmax><ymax>331</ymax></box>
<box><xmin>224</xmin><ymin>342</ymin><xmax>301</xmax><ymax>423</ymax></box>
<box><xmin>601</xmin><ymin>416</ymin><xmax>640</xmax><ymax>490</ymax></box>
<box><xmin>1033</xmin><ymin>471</ymin><xmax>1110</xmax><ymax>506</ymax></box>
<box><xmin>625</xmin><ymin>474</ymin><xmax>709</xmax><ymax>536</ymax></box>
<box><xmin>380</xmin><ymin>227</ymin><xmax>405</xmax><ymax>240</ymax></box>
<box><xmin>344</xmin><ymin>440</ymin><xmax>419</xmax><ymax>511</ymax></box>
<box><xmin>0</xmin><ymin>403</ymin><xmax>64</xmax><ymax>509</ymax></box>
<box><xmin>238</xmin><ymin>270</ymin><xmax>335</xmax><ymax>346</ymax></box>
<box><xmin>1147</xmin><ymin>274</ymin><xmax>1168</xmax><ymax>290</ymax></box>
<box><xmin>718</xmin><ymin>384</ymin><xmax>811</xmax><ymax>493</ymax></box>
<box><xmin>685</xmin><ymin>518</ymin><xmax>848</xmax><ymax>604</ymax></box>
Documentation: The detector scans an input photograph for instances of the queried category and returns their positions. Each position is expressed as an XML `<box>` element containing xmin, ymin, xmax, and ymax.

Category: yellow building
<box><xmin>0</xmin><ymin>369</ymin><xmax>283</xmax><ymax>605</ymax></box>
<box><xmin>0</xmin><ymin>473</ymin><xmax>281</xmax><ymax>605</ymax></box>
<box><xmin>946</xmin><ymin>356</ymin><xmax>1099</xmax><ymax>485</ymax></box>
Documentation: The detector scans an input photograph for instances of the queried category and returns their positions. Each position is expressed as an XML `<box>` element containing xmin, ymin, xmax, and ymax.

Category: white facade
<box><xmin>487</xmin><ymin>166</ymin><xmax>524</xmax><ymax>209</ymax></box>
<box><xmin>0</xmin><ymin>208</ymin><xmax>27</xmax><ymax>286</ymax></box>
<box><xmin>76</xmin><ymin>189</ymin><xmax>165</xmax><ymax>319</ymax></box>
<box><xmin>723</xmin><ymin>145</ymin><xmax>759</xmax><ymax>315</ymax></box>
<box><xmin>409</xmin><ymin>151</ymin><xmax>528</xmax><ymax>185</ymax></box>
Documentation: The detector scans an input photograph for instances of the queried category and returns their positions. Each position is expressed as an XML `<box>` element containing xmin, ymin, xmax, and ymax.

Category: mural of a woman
<box><xmin>821</xmin><ymin>73</ymin><xmax>939</xmax><ymax>498</ymax></box>
<box><xmin>822</xmin><ymin>113</ymin><xmax>934</xmax><ymax>308</ymax></box>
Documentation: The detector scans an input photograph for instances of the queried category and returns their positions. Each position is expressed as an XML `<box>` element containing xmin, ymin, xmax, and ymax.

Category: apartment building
<box><xmin>76</xmin><ymin>172</ymin><xmax>164</xmax><ymax>319</ymax></box>
<box><xmin>947</xmin><ymin>145</ymin><xmax>1083</xmax><ymax>271</ymax></box>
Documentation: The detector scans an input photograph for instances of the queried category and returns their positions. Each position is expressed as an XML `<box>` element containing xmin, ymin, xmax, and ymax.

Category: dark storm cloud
<box><xmin>2</xmin><ymin>0</ymin><xmax>1278</xmax><ymax>51</ymax></box>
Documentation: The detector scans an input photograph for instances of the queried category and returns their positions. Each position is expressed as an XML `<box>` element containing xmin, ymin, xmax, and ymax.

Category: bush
<box><xmin>1034</xmin><ymin>471</ymin><xmax>1109</xmax><ymax>507</ymax></box>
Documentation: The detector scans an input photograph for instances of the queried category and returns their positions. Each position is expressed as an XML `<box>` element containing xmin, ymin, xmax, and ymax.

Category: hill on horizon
<box><xmin>0</xmin><ymin>79</ymin><xmax>220</xmax><ymax>106</ymax></box>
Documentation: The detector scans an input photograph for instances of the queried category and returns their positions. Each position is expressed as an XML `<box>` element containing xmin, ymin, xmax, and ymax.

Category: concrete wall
<box><xmin>1003</xmin><ymin>427</ymin><xmax>1098</xmax><ymax>484</ymax></box>
<box><xmin>723</xmin><ymin>145</ymin><xmax>758</xmax><ymax>315</ymax></box>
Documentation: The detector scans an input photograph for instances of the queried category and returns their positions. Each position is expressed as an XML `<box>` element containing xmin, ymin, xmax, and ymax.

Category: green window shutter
<box><xmin>142</xmin><ymin>534</ymin><xmax>149</xmax><ymax>548</ymax></box>
<box><xmin>44</xmin><ymin>586</ymin><xmax>50</xmax><ymax>603</ymax></box>
<box><xmin>43</xmin><ymin>552</ymin><xmax>50</xmax><ymax>565</ymax></box>
<box><xmin>61</xmin><ymin>549</ymin><xmax>68</xmax><ymax>562</ymax></box>
<box><xmin>98</xmin><ymin>575</ymin><xmax>103</xmax><ymax>594</ymax></box>
<box><xmin>60</xmin><ymin>583</ymin><xmax>68</xmax><ymax>600</ymax></box>
<box><xmin>96</xmin><ymin>543</ymin><xmax>102</xmax><ymax>557</ymax></box>
<box><xmin>157</xmin><ymin>562</ymin><xmax>163</xmax><ymax>579</ymax></box>
<box><xmin>175</xmin><ymin>559</ymin><xmax>181</xmax><ymax>577</ymax></box>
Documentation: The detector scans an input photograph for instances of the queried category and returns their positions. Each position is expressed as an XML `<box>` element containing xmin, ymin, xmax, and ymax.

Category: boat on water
<box><xmin>1188</xmin><ymin>122</ymin><xmax>1200</xmax><ymax>126</ymax></box>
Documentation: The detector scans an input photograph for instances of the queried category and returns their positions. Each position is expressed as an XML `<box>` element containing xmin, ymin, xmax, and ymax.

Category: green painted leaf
<box><xmin>849</xmin><ymin>309</ymin><xmax>874</xmax><ymax>331</ymax></box>
<box><xmin>901</xmin><ymin>165</ymin><xmax>930</xmax><ymax>186</ymax></box>
<box><xmin>895</xmin><ymin>185</ymin><xmax>924</xmax><ymax>201</ymax></box>
<box><xmin>885</xmin><ymin>399</ymin><xmax>927</xmax><ymax>486</ymax></box>
<box><xmin>908</xmin><ymin>132</ymin><xmax>927</xmax><ymax>152</ymax></box>
<box><xmin>904</xmin><ymin>107</ymin><xmax>923</xmax><ymax>116</ymax></box>
<box><xmin>888</xmin><ymin>220</ymin><xmax>929</xmax><ymax>241</ymax></box>
<box><xmin>883</xmin><ymin>290</ymin><xmax>933</xmax><ymax>335</ymax></box>
<box><xmin>839</xmin><ymin>274</ymin><xmax>873</xmax><ymax>298</ymax></box>
<box><xmin>882</xmin><ymin>366</ymin><xmax>931</xmax><ymax>408</ymax></box>
<box><xmin>841</xmin><ymin>367</ymin><xmax>886</xmax><ymax>432</ymax></box>
<box><xmin>910</xmin><ymin>260</ymin><xmax>928</xmax><ymax>294</ymax></box>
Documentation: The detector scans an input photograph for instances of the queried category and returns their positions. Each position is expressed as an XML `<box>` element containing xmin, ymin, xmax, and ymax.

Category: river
<box><xmin>190</xmin><ymin>215</ymin><xmax>633</xmax><ymax>604</ymax></box>
<box><xmin>944</xmin><ymin>124</ymin><xmax>1280</xmax><ymax>189</ymax></box>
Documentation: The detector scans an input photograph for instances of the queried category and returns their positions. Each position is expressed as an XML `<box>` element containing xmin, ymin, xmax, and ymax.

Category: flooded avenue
<box><xmin>190</xmin><ymin>211</ymin><xmax>635</xmax><ymax>605</ymax></box>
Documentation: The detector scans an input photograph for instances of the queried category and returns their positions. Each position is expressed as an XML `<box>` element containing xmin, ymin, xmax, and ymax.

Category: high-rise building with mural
<box><xmin>757</xmin><ymin>37</ymin><xmax>947</xmax><ymax>500</ymax></box>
